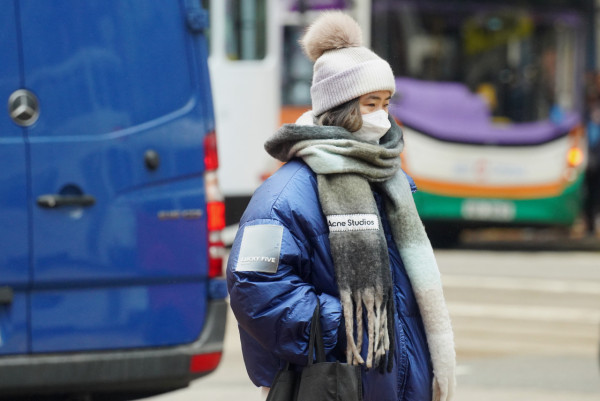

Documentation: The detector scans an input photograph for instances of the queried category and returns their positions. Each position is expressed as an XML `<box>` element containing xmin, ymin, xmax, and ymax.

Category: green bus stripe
<box><xmin>413</xmin><ymin>174</ymin><xmax>585</xmax><ymax>226</ymax></box>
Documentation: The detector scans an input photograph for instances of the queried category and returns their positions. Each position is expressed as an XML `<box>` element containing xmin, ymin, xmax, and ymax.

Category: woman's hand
<box><xmin>429</xmin><ymin>332</ymin><xmax>456</xmax><ymax>401</ymax></box>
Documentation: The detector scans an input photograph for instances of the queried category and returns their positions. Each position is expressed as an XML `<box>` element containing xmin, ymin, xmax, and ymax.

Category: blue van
<box><xmin>0</xmin><ymin>0</ymin><xmax>227</xmax><ymax>399</ymax></box>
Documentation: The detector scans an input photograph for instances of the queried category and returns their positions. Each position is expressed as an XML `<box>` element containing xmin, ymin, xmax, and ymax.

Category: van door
<box><xmin>0</xmin><ymin>0</ymin><xmax>30</xmax><ymax>355</ymax></box>
<box><xmin>18</xmin><ymin>0</ymin><xmax>212</xmax><ymax>353</ymax></box>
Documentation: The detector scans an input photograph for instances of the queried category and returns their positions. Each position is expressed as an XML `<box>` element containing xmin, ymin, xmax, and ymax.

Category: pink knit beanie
<box><xmin>300</xmin><ymin>11</ymin><xmax>396</xmax><ymax>116</ymax></box>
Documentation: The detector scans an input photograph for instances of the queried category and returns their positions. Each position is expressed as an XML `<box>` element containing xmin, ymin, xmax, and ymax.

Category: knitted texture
<box><xmin>300</xmin><ymin>11</ymin><xmax>395</xmax><ymax>116</ymax></box>
<box><xmin>265</xmin><ymin>116</ymin><xmax>456</xmax><ymax>399</ymax></box>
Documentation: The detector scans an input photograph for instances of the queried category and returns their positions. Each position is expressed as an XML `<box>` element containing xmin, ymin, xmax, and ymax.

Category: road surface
<box><xmin>145</xmin><ymin>246</ymin><xmax>600</xmax><ymax>401</ymax></box>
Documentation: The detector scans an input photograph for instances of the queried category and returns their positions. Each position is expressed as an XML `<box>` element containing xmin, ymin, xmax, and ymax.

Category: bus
<box><xmin>371</xmin><ymin>0</ymin><xmax>592</xmax><ymax>244</ymax></box>
<box><xmin>209</xmin><ymin>0</ymin><xmax>369</xmax><ymax>227</ymax></box>
<box><xmin>210</xmin><ymin>0</ymin><xmax>595</xmax><ymax>245</ymax></box>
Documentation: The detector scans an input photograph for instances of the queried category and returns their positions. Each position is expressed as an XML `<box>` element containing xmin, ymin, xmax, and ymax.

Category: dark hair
<box><xmin>316</xmin><ymin>98</ymin><xmax>362</xmax><ymax>132</ymax></box>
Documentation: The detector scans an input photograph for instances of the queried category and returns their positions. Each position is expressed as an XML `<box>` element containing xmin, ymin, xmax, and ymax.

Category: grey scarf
<box><xmin>265</xmin><ymin>116</ymin><xmax>455</xmax><ymax>388</ymax></box>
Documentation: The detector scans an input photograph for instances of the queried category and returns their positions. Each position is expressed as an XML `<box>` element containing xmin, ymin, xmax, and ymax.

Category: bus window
<box><xmin>282</xmin><ymin>25</ymin><xmax>312</xmax><ymax>105</ymax></box>
<box><xmin>371</xmin><ymin>3</ymin><xmax>583</xmax><ymax>124</ymax></box>
<box><xmin>225</xmin><ymin>0</ymin><xmax>267</xmax><ymax>60</ymax></box>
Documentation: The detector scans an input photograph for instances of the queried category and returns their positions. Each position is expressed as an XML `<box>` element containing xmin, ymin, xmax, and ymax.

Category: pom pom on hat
<box><xmin>300</xmin><ymin>11</ymin><xmax>363</xmax><ymax>62</ymax></box>
<box><xmin>300</xmin><ymin>11</ymin><xmax>396</xmax><ymax>116</ymax></box>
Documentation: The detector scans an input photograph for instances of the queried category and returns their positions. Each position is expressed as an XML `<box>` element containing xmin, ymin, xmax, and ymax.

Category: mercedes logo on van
<box><xmin>8</xmin><ymin>89</ymin><xmax>40</xmax><ymax>127</ymax></box>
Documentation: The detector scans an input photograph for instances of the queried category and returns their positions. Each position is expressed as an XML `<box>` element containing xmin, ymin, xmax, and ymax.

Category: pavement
<box><xmin>146</xmin><ymin>237</ymin><xmax>600</xmax><ymax>401</ymax></box>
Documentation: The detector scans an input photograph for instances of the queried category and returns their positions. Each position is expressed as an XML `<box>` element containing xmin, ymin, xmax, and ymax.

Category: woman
<box><xmin>226</xmin><ymin>11</ymin><xmax>456</xmax><ymax>401</ymax></box>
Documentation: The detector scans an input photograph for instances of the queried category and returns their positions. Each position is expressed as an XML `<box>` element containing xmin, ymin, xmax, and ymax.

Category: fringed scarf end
<box><xmin>340</xmin><ymin>288</ymin><xmax>395</xmax><ymax>371</ymax></box>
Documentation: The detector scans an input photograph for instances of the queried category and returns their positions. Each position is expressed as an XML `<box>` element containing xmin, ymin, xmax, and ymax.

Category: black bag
<box><xmin>266</xmin><ymin>303</ymin><xmax>363</xmax><ymax>401</ymax></box>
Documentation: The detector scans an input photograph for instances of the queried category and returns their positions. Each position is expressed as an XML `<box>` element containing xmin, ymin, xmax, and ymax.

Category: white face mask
<box><xmin>352</xmin><ymin>110</ymin><xmax>391</xmax><ymax>143</ymax></box>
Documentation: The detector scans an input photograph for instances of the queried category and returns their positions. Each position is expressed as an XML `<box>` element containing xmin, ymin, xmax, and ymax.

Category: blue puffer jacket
<box><xmin>227</xmin><ymin>159</ymin><xmax>433</xmax><ymax>401</ymax></box>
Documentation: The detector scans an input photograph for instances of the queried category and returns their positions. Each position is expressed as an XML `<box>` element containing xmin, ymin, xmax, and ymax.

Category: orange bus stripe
<box><xmin>280</xmin><ymin>106</ymin><xmax>311</xmax><ymax>125</ymax></box>
<box><xmin>410</xmin><ymin>175</ymin><xmax>566</xmax><ymax>199</ymax></box>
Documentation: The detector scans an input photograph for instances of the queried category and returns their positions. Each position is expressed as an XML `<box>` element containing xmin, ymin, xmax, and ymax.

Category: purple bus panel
<box><xmin>288</xmin><ymin>0</ymin><xmax>349</xmax><ymax>11</ymax></box>
<box><xmin>391</xmin><ymin>78</ymin><xmax>580</xmax><ymax>145</ymax></box>
<box><xmin>373</xmin><ymin>0</ymin><xmax>583</xmax><ymax>25</ymax></box>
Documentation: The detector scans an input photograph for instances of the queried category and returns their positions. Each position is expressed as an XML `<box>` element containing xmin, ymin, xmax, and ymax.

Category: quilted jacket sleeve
<box><xmin>226</xmin><ymin>217</ymin><xmax>342</xmax><ymax>366</ymax></box>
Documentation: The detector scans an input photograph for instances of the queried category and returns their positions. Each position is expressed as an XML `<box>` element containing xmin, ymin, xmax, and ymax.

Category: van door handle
<box><xmin>37</xmin><ymin>194</ymin><xmax>96</xmax><ymax>208</ymax></box>
<box><xmin>0</xmin><ymin>287</ymin><xmax>13</xmax><ymax>305</ymax></box>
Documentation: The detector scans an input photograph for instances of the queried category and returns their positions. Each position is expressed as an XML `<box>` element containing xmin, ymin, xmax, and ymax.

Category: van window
<box><xmin>225</xmin><ymin>0</ymin><xmax>267</xmax><ymax>60</ymax></box>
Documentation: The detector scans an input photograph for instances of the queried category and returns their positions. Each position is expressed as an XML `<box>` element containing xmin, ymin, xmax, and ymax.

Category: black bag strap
<box><xmin>307</xmin><ymin>301</ymin><xmax>326</xmax><ymax>366</ymax></box>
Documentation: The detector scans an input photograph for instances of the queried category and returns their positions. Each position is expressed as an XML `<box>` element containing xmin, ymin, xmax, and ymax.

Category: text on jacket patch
<box><xmin>239</xmin><ymin>256</ymin><xmax>277</xmax><ymax>264</ymax></box>
<box><xmin>236</xmin><ymin>224</ymin><xmax>283</xmax><ymax>273</ymax></box>
<box><xmin>327</xmin><ymin>214</ymin><xmax>379</xmax><ymax>232</ymax></box>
